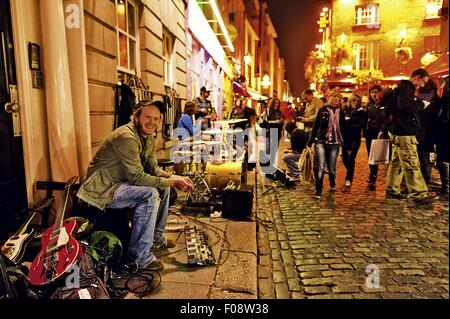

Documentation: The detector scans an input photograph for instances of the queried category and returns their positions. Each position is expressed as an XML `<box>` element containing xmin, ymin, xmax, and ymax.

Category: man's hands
<box><xmin>165</xmin><ymin>176</ymin><xmax>194</xmax><ymax>192</ymax></box>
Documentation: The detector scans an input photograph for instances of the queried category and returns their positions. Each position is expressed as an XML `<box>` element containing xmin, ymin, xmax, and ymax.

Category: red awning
<box><xmin>232</xmin><ymin>81</ymin><xmax>251</xmax><ymax>98</ymax></box>
<box><xmin>426</xmin><ymin>53</ymin><xmax>449</xmax><ymax>78</ymax></box>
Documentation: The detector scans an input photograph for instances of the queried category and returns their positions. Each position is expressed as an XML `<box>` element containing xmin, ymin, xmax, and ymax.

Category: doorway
<box><xmin>0</xmin><ymin>0</ymin><xmax>28</xmax><ymax>241</ymax></box>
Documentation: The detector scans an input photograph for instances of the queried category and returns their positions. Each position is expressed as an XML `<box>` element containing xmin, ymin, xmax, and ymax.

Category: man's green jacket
<box><xmin>77</xmin><ymin>122</ymin><xmax>168</xmax><ymax>210</ymax></box>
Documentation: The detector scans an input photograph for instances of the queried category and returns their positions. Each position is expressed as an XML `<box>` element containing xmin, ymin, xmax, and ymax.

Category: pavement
<box><xmin>257</xmin><ymin>139</ymin><xmax>449</xmax><ymax>299</ymax></box>
<box><xmin>128</xmin><ymin>138</ymin><xmax>448</xmax><ymax>300</ymax></box>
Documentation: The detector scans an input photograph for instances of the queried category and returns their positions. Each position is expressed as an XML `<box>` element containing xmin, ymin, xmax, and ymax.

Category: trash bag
<box><xmin>298</xmin><ymin>147</ymin><xmax>315</xmax><ymax>183</ymax></box>
<box><xmin>368</xmin><ymin>139</ymin><xmax>390</xmax><ymax>165</ymax></box>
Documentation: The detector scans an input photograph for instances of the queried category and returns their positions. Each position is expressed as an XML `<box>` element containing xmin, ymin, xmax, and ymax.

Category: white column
<box><xmin>40</xmin><ymin>0</ymin><xmax>79</xmax><ymax>181</ymax></box>
<box><xmin>64</xmin><ymin>0</ymin><xmax>92</xmax><ymax>173</ymax></box>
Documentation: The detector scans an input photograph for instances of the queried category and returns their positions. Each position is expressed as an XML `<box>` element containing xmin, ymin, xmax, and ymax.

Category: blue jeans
<box><xmin>314</xmin><ymin>143</ymin><xmax>339</xmax><ymax>193</ymax></box>
<box><xmin>107</xmin><ymin>183</ymin><xmax>170</xmax><ymax>267</ymax></box>
<box><xmin>283</xmin><ymin>152</ymin><xmax>301</xmax><ymax>177</ymax></box>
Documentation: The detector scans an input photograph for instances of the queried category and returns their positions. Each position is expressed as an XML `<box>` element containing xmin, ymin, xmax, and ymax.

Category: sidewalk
<box><xmin>136</xmin><ymin>177</ymin><xmax>258</xmax><ymax>299</ymax></box>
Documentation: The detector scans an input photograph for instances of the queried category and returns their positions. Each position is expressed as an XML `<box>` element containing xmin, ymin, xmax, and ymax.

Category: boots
<box><xmin>437</xmin><ymin>161</ymin><xmax>449</xmax><ymax>199</ymax></box>
<box><xmin>368</xmin><ymin>175</ymin><xmax>377</xmax><ymax>191</ymax></box>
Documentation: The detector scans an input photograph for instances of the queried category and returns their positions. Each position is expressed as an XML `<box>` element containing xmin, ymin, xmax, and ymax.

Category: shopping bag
<box><xmin>296</xmin><ymin>122</ymin><xmax>304</xmax><ymax>130</ymax></box>
<box><xmin>368</xmin><ymin>139</ymin><xmax>390</xmax><ymax>165</ymax></box>
<box><xmin>298</xmin><ymin>147</ymin><xmax>315</xmax><ymax>183</ymax></box>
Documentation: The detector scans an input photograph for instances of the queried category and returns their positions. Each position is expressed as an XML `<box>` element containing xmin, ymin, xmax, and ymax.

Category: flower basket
<box><xmin>395</xmin><ymin>47</ymin><xmax>413</xmax><ymax>64</ymax></box>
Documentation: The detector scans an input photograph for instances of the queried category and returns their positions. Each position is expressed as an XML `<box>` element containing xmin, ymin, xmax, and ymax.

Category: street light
<box><xmin>262</xmin><ymin>74</ymin><xmax>271</xmax><ymax>88</ymax></box>
<box><xmin>340</xmin><ymin>32</ymin><xmax>346</xmax><ymax>43</ymax></box>
<box><xmin>244</xmin><ymin>54</ymin><xmax>251</xmax><ymax>65</ymax></box>
<box><xmin>322</xmin><ymin>7</ymin><xmax>329</xmax><ymax>12</ymax></box>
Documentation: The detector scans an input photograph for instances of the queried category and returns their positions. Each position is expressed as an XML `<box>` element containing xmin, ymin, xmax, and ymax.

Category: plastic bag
<box><xmin>368</xmin><ymin>139</ymin><xmax>390</xmax><ymax>165</ymax></box>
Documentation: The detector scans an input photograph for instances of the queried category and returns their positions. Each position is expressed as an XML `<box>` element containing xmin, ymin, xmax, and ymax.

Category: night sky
<box><xmin>267</xmin><ymin>0</ymin><xmax>331</xmax><ymax>97</ymax></box>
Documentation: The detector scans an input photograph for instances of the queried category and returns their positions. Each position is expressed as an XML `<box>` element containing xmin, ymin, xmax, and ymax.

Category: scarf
<box><xmin>326</xmin><ymin>106</ymin><xmax>343</xmax><ymax>144</ymax></box>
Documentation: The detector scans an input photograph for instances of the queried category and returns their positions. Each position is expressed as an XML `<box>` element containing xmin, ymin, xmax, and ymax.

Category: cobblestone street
<box><xmin>256</xmin><ymin>140</ymin><xmax>449</xmax><ymax>299</ymax></box>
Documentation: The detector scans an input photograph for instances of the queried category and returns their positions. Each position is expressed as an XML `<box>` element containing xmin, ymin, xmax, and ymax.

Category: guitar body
<box><xmin>28</xmin><ymin>219</ymin><xmax>83</xmax><ymax>286</ymax></box>
<box><xmin>1</xmin><ymin>229</ymin><xmax>35</xmax><ymax>264</ymax></box>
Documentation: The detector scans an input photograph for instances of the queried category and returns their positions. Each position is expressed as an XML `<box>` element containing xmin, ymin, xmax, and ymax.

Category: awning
<box><xmin>426</xmin><ymin>53</ymin><xmax>449</xmax><ymax>78</ymax></box>
<box><xmin>232</xmin><ymin>81</ymin><xmax>251</xmax><ymax>98</ymax></box>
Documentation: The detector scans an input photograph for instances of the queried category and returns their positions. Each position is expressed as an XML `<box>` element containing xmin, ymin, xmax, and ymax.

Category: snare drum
<box><xmin>205</xmin><ymin>162</ymin><xmax>242</xmax><ymax>189</ymax></box>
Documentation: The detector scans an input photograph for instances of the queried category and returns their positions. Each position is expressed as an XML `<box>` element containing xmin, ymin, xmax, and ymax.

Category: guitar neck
<box><xmin>52</xmin><ymin>177</ymin><xmax>77</xmax><ymax>234</ymax></box>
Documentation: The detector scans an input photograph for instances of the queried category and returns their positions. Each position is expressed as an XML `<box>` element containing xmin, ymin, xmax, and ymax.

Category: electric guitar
<box><xmin>28</xmin><ymin>177</ymin><xmax>83</xmax><ymax>286</ymax></box>
<box><xmin>1</xmin><ymin>197</ymin><xmax>54</xmax><ymax>264</ymax></box>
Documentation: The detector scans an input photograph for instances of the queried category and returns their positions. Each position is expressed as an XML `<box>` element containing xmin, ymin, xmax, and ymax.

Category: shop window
<box><xmin>116</xmin><ymin>0</ymin><xmax>138</xmax><ymax>74</ymax></box>
<box><xmin>355</xmin><ymin>4</ymin><xmax>379</xmax><ymax>27</ymax></box>
<box><xmin>426</xmin><ymin>0</ymin><xmax>443</xmax><ymax>18</ymax></box>
<box><xmin>353</xmin><ymin>42</ymin><xmax>379</xmax><ymax>70</ymax></box>
<box><xmin>163</xmin><ymin>28</ymin><xmax>175</xmax><ymax>87</ymax></box>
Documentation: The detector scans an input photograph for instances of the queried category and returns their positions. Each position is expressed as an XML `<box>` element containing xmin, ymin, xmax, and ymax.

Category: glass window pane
<box><xmin>128</xmin><ymin>2</ymin><xmax>135</xmax><ymax>36</ymax></box>
<box><xmin>117</xmin><ymin>0</ymin><xmax>127</xmax><ymax>31</ymax></box>
<box><xmin>129</xmin><ymin>39</ymin><xmax>136</xmax><ymax>71</ymax></box>
<box><xmin>119</xmin><ymin>33</ymin><xmax>128</xmax><ymax>68</ymax></box>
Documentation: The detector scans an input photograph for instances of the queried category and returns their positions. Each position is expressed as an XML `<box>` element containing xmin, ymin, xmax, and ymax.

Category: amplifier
<box><xmin>221</xmin><ymin>184</ymin><xmax>253</xmax><ymax>220</ymax></box>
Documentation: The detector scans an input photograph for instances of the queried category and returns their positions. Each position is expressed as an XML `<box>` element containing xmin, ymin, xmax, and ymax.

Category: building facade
<box><xmin>328</xmin><ymin>0</ymin><xmax>445</xmax><ymax>88</ymax></box>
<box><xmin>0</xmin><ymin>0</ymin><xmax>288</xmax><ymax>231</ymax></box>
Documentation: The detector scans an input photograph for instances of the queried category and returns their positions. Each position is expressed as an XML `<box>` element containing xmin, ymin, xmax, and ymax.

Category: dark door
<box><xmin>0</xmin><ymin>0</ymin><xmax>28</xmax><ymax>241</ymax></box>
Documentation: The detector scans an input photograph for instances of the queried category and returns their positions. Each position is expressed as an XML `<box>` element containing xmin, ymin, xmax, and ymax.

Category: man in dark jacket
<box><xmin>364</xmin><ymin>84</ymin><xmax>386</xmax><ymax>190</ymax></box>
<box><xmin>282</xmin><ymin>122</ymin><xmax>309</xmax><ymax>180</ymax></box>
<box><xmin>413</xmin><ymin>69</ymin><xmax>438</xmax><ymax>185</ymax></box>
<box><xmin>385</xmin><ymin>75</ymin><xmax>434</xmax><ymax>205</ymax></box>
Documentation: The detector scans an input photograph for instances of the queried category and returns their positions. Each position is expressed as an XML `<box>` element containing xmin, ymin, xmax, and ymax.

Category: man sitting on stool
<box><xmin>77</xmin><ymin>100</ymin><xmax>193</xmax><ymax>272</ymax></box>
<box><xmin>282</xmin><ymin>122</ymin><xmax>309</xmax><ymax>181</ymax></box>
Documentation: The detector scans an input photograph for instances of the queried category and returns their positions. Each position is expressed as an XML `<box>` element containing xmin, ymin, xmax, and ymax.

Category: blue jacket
<box><xmin>177</xmin><ymin>114</ymin><xmax>201</xmax><ymax>140</ymax></box>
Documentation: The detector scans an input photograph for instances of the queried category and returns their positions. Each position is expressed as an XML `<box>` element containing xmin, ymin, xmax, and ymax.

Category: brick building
<box><xmin>328</xmin><ymin>0</ymin><xmax>446</xmax><ymax>88</ymax></box>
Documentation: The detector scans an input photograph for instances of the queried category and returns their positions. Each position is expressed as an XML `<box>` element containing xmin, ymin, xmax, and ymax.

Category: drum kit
<box><xmin>169</xmin><ymin>118</ymin><xmax>248</xmax><ymax>204</ymax></box>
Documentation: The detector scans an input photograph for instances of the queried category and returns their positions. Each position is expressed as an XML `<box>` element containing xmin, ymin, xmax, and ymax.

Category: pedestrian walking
<box><xmin>385</xmin><ymin>72</ymin><xmax>435</xmax><ymax>205</ymax></box>
<box><xmin>364</xmin><ymin>84</ymin><xmax>387</xmax><ymax>190</ymax></box>
<box><xmin>307</xmin><ymin>89</ymin><xmax>345</xmax><ymax>198</ymax></box>
<box><xmin>342</xmin><ymin>94</ymin><xmax>367</xmax><ymax>189</ymax></box>
<box><xmin>413</xmin><ymin>69</ymin><xmax>438</xmax><ymax>185</ymax></box>
<box><xmin>431</xmin><ymin>76</ymin><xmax>449</xmax><ymax>200</ymax></box>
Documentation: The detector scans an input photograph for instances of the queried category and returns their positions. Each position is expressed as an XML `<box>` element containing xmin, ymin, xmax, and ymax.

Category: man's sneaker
<box><xmin>286</xmin><ymin>174</ymin><xmax>300</xmax><ymax>181</ymax></box>
<box><xmin>411</xmin><ymin>196</ymin><xmax>435</xmax><ymax>206</ymax></box>
<box><xmin>153</xmin><ymin>238</ymin><xmax>176</xmax><ymax>250</ymax></box>
<box><xmin>313</xmin><ymin>191</ymin><xmax>322</xmax><ymax>199</ymax></box>
<box><xmin>368</xmin><ymin>183</ymin><xmax>376</xmax><ymax>191</ymax></box>
<box><xmin>385</xmin><ymin>191</ymin><xmax>407</xmax><ymax>200</ymax></box>
<box><xmin>345</xmin><ymin>180</ymin><xmax>352</xmax><ymax>188</ymax></box>
<box><xmin>143</xmin><ymin>259</ymin><xmax>164</xmax><ymax>272</ymax></box>
<box><xmin>329</xmin><ymin>187</ymin><xmax>335</xmax><ymax>192</ymax></box>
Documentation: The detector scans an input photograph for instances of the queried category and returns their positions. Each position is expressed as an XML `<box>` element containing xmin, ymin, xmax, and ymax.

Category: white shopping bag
<box><xmin>296</xmin><ymin>122</ymin><xmax>304</xmax><ymax>130</ymax></box>
<box><xmin>368</xmin><ymin>139</ymin><xmax>390</xmax><ymax>165</ymax></box>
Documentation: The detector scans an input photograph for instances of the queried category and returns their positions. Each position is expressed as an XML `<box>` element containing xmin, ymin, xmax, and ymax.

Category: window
<box><xmin>424</xmin><ymin>35</ymin><xmax>440</xmax><ymax>52</ymax></box>
<box><xmin>353</xmin><ymin>42</ymin><xmax>379</xmax><ymax>70</ymax></box>
<box><xmin>426</xmin><ymin>0</ymin><xmax>443</xmax><ymax>18</ymax></box>
<box><xmin>163</xmin><ymin>29</ymin><xmax>175</xmax><ymax>87</ymax></box>
<box><xmin>355</xmin><ymin>4</ymin><xmax>379</xmax><ymax>26</ymax></box>
<box><xmin>116</xmin><ymin>0</ymin><xmax>138</xmax><ymax>74</ymax></box>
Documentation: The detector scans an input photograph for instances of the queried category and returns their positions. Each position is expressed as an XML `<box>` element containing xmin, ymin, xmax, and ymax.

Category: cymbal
<box><xmin>227</xmin><ymin>118</ymin><xmax>247</xmax><ymax>124</ymax></box>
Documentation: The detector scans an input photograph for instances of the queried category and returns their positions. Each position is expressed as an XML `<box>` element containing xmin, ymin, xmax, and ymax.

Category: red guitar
<box><xmin>28</xmin><ymin>177</ymin><xmax>83</xmax><ymax>286</ymax></box>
